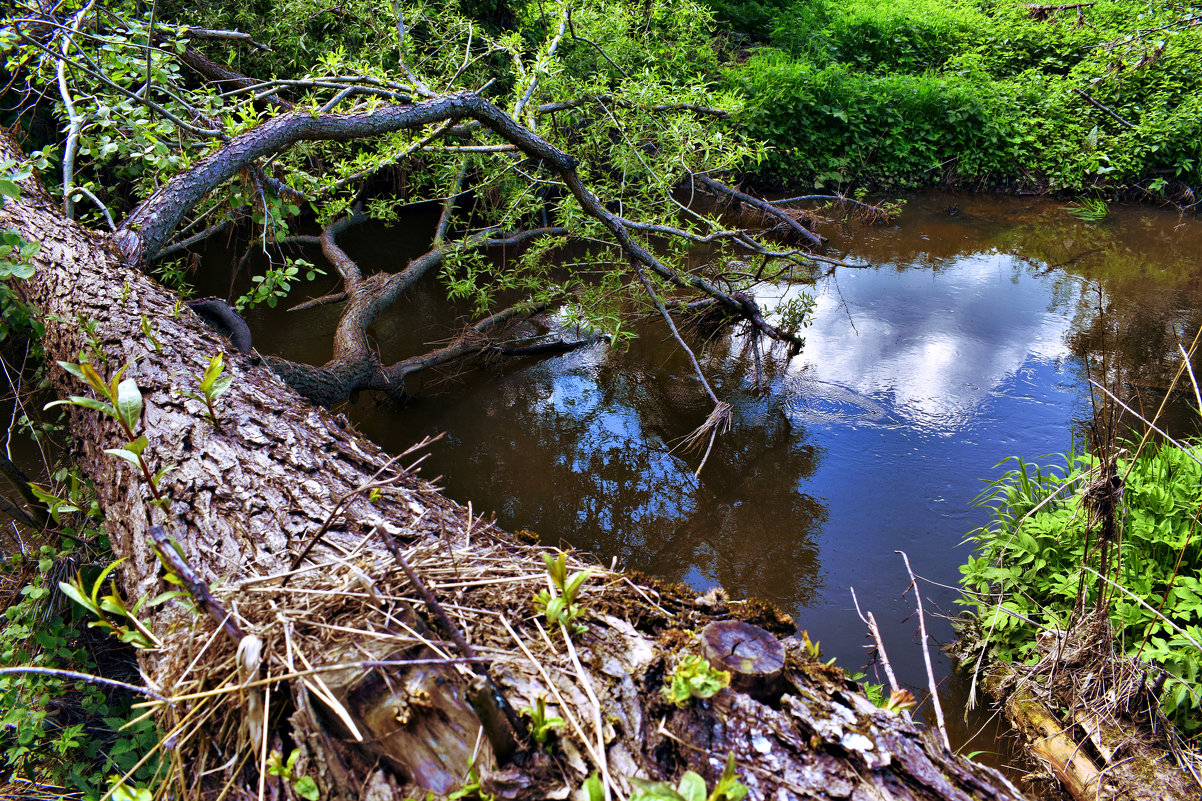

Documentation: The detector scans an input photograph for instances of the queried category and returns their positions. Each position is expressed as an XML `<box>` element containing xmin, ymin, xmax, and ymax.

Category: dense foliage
<box><xmin>0</xmin><ymin>477</ymin><xmax>161</xmax><ymax>799</ymax></box>
<box><xmin>709</xmin><ymin>0</ymin><xmax>1202</xmax><ymax>192</ymax></box>
<box><xmin>2</xmin><ymin>0</ymin><xmax>777</xmax><ymax>340</ymax></box>
<box><xmin>960</xmin><ymin>442</ymin><xmax>1202</xmax><ymax>735</ymax></box>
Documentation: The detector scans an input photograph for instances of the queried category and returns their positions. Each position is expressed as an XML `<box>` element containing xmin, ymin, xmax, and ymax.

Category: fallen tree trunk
<box><xmin>2</xmin><ymin>135</ymin><xmax>1030</xmax><ymax>800</ymax></box>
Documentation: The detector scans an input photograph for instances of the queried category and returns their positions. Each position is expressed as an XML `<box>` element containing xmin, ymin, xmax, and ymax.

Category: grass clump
<box><xmin>959</xmin><ymin>442</ymin><xmax>1202</xmax><ymax>736</ymax></box>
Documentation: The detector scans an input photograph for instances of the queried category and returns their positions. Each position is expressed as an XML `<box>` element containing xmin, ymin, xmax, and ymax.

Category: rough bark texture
<box><xmin>2</xmin><ymin>132</ymin><xmax>1031</xmax><ymax>800</ymax></box>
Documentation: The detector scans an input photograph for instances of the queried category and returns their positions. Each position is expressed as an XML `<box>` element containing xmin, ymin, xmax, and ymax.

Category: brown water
<box><xmin>207</xmin><ymin>192</ymin><xmax>1202</xmax><ymax>774</ymax></box>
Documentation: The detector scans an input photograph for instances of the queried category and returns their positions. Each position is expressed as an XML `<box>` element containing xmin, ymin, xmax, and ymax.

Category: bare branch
<box><xmin>74</xmin><ymin>185</ymin><xmax>116</xmax><ymax>231</ymax></box>
<box><xmin>693</xmin><ymin>174</ymin><xmax>824</xmax><ymax>248</ymax></box>
<box><xmin>55</xmin><ymin>0</ymin><xmax>96</xmax><ymax>219</ymax></box>
<box><xmin>174</xmin><ymin>46</ymin><xmax>293</xmax><ymax>111</ymax></box>
<box><xmin>152</xmin><ymin>220</ymin><xmax>229</xmax><ymax>261</ymax></box>
<box><xmin>513</xmin><ymin>2</ymin><xmax>571</xmax><ymax>122</ymax></box>
<box><xmin>288</xmin><ymin>290</ymin><xmax>348</xmax><ymax>312</ymax></box>
<box><xmin>175</xmin><ymin>25</ymin><xmax>272</xmax><ymax>51</ymax></box>
<box><xmin>388</xmin><ymin>0</ymin><xmax>436</xmax><ymax>98</ymax></box>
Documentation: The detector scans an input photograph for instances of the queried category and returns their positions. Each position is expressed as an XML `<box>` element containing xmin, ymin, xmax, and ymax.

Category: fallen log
<box><xmin>982</xmin><ymin>616</ymin><xmax>1201</xmax><ymax>801</ymax></box>
<box><xmin>2</xmin><ymin>131</ymin><xmax>1030</xmax><ymax>800</ymax></box>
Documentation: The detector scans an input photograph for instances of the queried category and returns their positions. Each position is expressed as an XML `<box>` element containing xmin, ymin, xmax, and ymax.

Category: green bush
<box><xmin>733</xmin><ymin>52</ymin><xmax>1022</xmax><ymax>187</ymax></box>
<box><xmin>960</xmin><ymin>442</ymin><xmax>1202</xmax><ymax>736</ymax></box>
<box><xmin>712</xmin><ymin>0</ymin><xmax>1202</xmax><ymax>191</ymax></box>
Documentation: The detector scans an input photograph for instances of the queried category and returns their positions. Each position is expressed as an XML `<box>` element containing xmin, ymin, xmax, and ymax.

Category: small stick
<box><xmin>501</xmin><ymin>617</ymin><xmax>610</xmax><ymax>777</ymax></box>
<box><xmin>560</xmin><ymin>623</ymin><xmax>620</xmax><ymax>801</ymax></box>
<box><xmin>0</xmin><ymin>667</ymin><xmax>168</xmax><ymax>702</ymax></box>
<box><xmin>382</xmin><ymin>528</ymin><xmax>478</xmax><ymax>663</ymax></box>
<box><xmin>257</xmin><ymin>683</ymin><xmax>270</xmax><ymax>801</ymax></box>
<box><xmin>287</xmin><ymin>436</ymin><xmax>442</xmax><ymax>575</ymax></box>
<box><xmin>381</xmin><ymin>530</ymin><xmax>526</xmax><ymax>736</ymax></box>
<box><xmin>151</xmin><ymin>525</ymin><xmax>244</xmax><ymax>642</ymax></box>
<box><xmin>849</xmin><ymin>587</ymin><xmax>903</xmax><ymax>697</ymax></box>
<box><xmin>896</xmin><ymin>550</ymin><xmax>950</xmax><ymax>750</ymax></box>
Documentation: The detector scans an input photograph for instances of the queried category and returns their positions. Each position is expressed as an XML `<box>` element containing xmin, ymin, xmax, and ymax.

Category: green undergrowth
<box><xmin>0</xmin><ymin>477</ymin><xmax>162</xmax><ymax>799</ymax></box>
<box><xmin>959</xmin><ymin>440</ymin><xmax>1202</xmax><ymax>737</ymax></box>
<box><xmin>712</xmin><ymin>0</ymin><xmax>1202</xmax><ymax>193</ymax></box>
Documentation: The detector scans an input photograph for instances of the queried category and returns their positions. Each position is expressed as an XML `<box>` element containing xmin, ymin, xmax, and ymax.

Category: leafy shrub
<box><xmin>716</xmin><ymin>0</ymin><xmax>1202</xmax><ymax>191</ymax></box>
<box><xmin>1</xmin><ymin>470</ymin><xmax>161</xmax><ymax>798</ymax></box>
<box><xmin>960</xmin><ymin>442</ymin><xmax>1202</xmax><ymax>735</ymax></box>
<box><xmin>733</xmin><ymin>53</ymin><xmax>1021</xmax><ymax>187</ymax></box>
<box><xmin>1</xmin><ymin>542</ymin><xmax>163</xmax><ymax>797</ymax></box>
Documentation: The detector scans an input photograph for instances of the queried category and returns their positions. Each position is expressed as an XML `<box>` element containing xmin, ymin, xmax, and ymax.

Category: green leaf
<box><xmin>108</xmin><ymin>361</ymin><xmax>131</xmax><ymax>395</ymax></box>
<box><xmin>58</xmin><ymin>579</ymin><xmax>102</xmax><ymax>615</ymax></box>
<box><xmin>210</xmin><ymin>375</ymin><xmax>234</xmax><ymax>398</ymax></box>
<box><xmin>629</xmin><ymin>777</ymin><xmax>687</xmax><ymax>801</ymax></box>
<box><xmin>92</xmin><ymin>558</ymin><xmax>128</xmax><ymax>604</ymax></box>
<box><xmin>677</xmin><ymin>771</ymin><xmax>706</xmax><ymax>801</ymax></box>
<box><xmin>103</xmin><ymin>448</ymin><xmax>143</xmax><ymax>469</ymax></box>
<box><xmin>564</xmin><ymin>569</ymin><xmax>593</xmax><ymax>603</ymax></box>
<box><xmin>711</xmin><ymin>753</ymin><xmax>748</xmax><ymax>801</ymax></box>
<box><xmin>125</xmin><ymin>435</ymin><xmax>149</xmax><ymax>456</ymax></box>
<box><xmin>293</xmin><ymin>777</ymin><xmax>320</xmax><ymax>801</ymax></box>
<box><xmin>583</xmin><ymin>774</ymin><xmax>605</xmax><ymax>801</ymax></box>
<box><xmin>56</xmin><ymin>361</ymin><xmax>88</xmax><ymax>382</ymax></box>
<box><xmin>44</xmin><ymin>396</ymin><xmax>118</xmax><ymax>419</ymax></box>
<box><xmin>201</xmin><ymin>354</ymin><xmax>224</xmax><ymax>392</ymax></box>
<box><xmin>116</xmin><ymin>377</ymin><xmax>143</xmax><ymax>431</ymax></box>
<box><xmin>545</xmin><ymin>596</ymin><xmax>566</xmax><ymax>625</ymax></box>
<box><xmin>152</xmin><ymin>464</ymin><xmax>177</xmax><ymax>488</ymax></box>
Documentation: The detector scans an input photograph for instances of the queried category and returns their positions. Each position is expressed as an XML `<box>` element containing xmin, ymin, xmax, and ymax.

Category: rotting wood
<box><xmin>983</xmin><ymin>617</ymin><xmax>1200</xmax><ymax>801</ymax></box>
<box><xmin>2</xmin><ymin>130</ymin><xmax>1033</xmax><ymax>801</ymax></box>
<box><xmin>699</xmin><ymin>620</ymin><xmax>784</xmax><ymax>703</ymax></box>
<box><xmin>1005</xmin><ymin>690</ymin><xmax>1102</xmax><ymax>800</ymax></box>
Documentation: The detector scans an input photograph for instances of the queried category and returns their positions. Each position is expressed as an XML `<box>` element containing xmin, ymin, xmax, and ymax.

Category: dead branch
<box><xmin>897</xmin><ymin>550</ymin><xmax>951</xmax><ymax>750</ymax></box>
<box><xmin>693</xmin><ymin>174</ymin><xmax>825</xmax><ymax>248</ymax></box>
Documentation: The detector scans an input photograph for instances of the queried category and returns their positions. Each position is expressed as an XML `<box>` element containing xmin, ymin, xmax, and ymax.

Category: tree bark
<box><xmin>2</xmin><ymin>133</ymin><xmax>1031</xmax><ymax>801</ymax></box>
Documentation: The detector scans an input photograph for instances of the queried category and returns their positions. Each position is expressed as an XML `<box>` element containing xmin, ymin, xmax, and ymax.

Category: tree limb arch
<box><xmin>112</xmin><ymin>91</ymin><xmax>800</xmax><ymax>353</ymax></box>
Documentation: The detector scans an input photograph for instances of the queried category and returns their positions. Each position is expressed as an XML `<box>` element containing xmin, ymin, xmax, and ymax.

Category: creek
<box><xmin>214</xmin><ymin>192</ymin><xmax>1202</xmax><ymax>776</ymax></box>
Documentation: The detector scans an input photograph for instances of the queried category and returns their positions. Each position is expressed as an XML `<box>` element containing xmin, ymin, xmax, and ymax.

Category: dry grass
<box><xmin>118</xmin><ymin>517</ymin><xmax>665</xmax><ymax>801</ymax></box>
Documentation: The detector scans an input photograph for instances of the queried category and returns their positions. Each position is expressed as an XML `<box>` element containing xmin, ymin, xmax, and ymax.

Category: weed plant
<box><xmin>960</xmin><ymin>442</ymin><xmax>1202</xmax><ymax>736</ymax></box>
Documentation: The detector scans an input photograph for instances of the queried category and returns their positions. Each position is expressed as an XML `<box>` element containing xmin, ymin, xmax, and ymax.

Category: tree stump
<box><xmin>700</xmin><ymin>620</ymin><xmax>785</xmax><ymax>702</ymax></box>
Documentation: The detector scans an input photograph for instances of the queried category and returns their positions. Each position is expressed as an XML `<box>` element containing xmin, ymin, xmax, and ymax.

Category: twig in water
<box><xmin>633</xmin><ymin>265</ymin><xmax>731</xmax><ymax>477</ymax></box>
<box><xmin>896</xmin><ymin>550</ymin><xmax>951</xmax><ymax>750</ymax></box>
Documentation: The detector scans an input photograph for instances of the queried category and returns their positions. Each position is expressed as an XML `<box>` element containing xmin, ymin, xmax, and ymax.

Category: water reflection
<box><xmin>769</xmin><ymin>253</ymin><xmax>1076</xmax><ymax>435</ymax></box>
<box><xmin>373</xmin><ymin>329</ymin><xmax>828</xmax><ymax>606</ymax></box>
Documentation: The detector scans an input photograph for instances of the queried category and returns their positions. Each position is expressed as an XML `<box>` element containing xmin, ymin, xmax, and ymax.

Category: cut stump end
<box><xmin>700</xmin><ymin>620</ymin><xmax>785</xmax><ymax>703</ymax></box>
